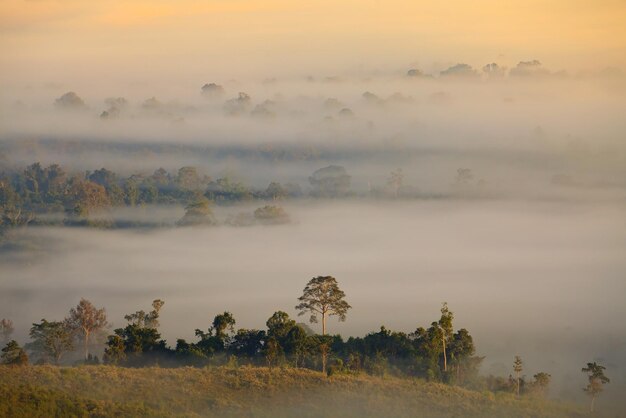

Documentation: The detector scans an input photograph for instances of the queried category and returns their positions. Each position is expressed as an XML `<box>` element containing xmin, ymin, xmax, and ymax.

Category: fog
<box><xmin>2</xmin><ymin>199</ymin><xmax>625</xmax><ymax>404</ymax></box>
<box><xmin>1</xmin><ymin>66</ymin><xmax>626</xmax><ymax>411</ymax></box>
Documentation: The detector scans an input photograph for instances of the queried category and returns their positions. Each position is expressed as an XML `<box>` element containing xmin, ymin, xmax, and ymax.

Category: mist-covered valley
<box><xmin>1</xmin><ymin>65</ymin><xmax>626</xmax><ymax>415</ymax></box>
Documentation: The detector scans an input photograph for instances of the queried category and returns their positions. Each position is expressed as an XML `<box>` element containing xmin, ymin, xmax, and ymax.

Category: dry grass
<box><xmin>0</xmin><ymin>365</ymin><xmax>587</xmax><ymax>417</ymax></box>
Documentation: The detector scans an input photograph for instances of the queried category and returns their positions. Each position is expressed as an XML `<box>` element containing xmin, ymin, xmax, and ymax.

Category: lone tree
<box><xmin>438</xmin><ymin>302</ymin><xmax>454</xmax><ymax>372</ymax></box>
<box><xmin>582</xmin><ymin>362</ymin><xmax>610</xmax><ymax>412</ymax></box>
<box><xmin>296</xmin><ymin>276</ymin><xmax>351</xmax><ymax>335</ymax></box>
<box><xmin>1</xmin><ymin>340</ymin><xmax>28</xmax><ymax>365</ymax></box>
<box><xmin>513</xmin><ymin>356</ymin><xmax>523</xmax><ymax>396</ymax></box>
<box><xmin>65</xmin><ymin>298</ymin><xmax>108</xmax><ymax>360</ymax></box>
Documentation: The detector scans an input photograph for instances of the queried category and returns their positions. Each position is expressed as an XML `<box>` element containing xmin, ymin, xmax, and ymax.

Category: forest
<box><xmin>0</xmin><ymin>276</ymin><xmax>612</xmax><ymax>416</ymax></box>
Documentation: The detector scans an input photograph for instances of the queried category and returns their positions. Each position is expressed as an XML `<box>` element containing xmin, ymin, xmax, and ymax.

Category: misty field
<box><xmin>0</xmin><ymin>366</ymin><xmax>592</xmax><ymax>418</ymax></box>
<box><xmin>2</xmin><ymin>3</ymin><xmax>626</xmax><ymax>415</ymax></box>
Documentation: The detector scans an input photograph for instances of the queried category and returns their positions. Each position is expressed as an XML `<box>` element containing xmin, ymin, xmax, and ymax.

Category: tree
<box><xmin>65</xmin><ymin>298</ymin><xmax>108</xmax><ymax>360</ymax></box>
<box><xmin>264</xmin><ymin>336</ymin><xmax>282</xmax><ymax>369</ymax></box>
<box><xmin>296</xmin><ymin>276</ymin><xmax>351</xmax><ymax>335</ymax></box>
<box><xmin>26</xmin><ymin>319</ymin><xmax>74</xmax><ymax>364</ymax></box>
<box><xmin>124</xmin><ymin>299</ymin><xmax>165</xmax><ymax>329</ymax></box>
<box><xmin>264</xmin><ymin>182</ymin><xmax>287</xmax><ymax>200</ymax></box>
<box><xmin>438</xmin><ymin>302</ymin><xmax>454</xmax><ymax>372</ymax></box>
<box><xmin>0</xmin><ymin>319</ymin><xmax>14</xmax><ymax>344</ymax></box>
<box><xmin>266</xmin><ymin>311</ymin><xmax>297</xmax><ymax>340</ymax></box>
<box><xmin>449</xmin><ymin>328</ymin><xmax>478</xmax><ymax>384</ymax></box>
<box><xmin>513</xmin><ymin>356</ymin><xmax>523</xmax><ymax>397</ymax></box>
<box><xmin>211</xmin><ymin>312</ymin><xmax>236</xmax><ymax>341</ymax></box>
<box><xmin>177</xmin><ymin>197</ymin><xmax>217</xmax><ymax>226</ymax></box>
<box><xmin>531</xmin><ymin>372</ymin><xmax>551</xmax><ymax>397</ymax></box>
<box><xmin>309</xmin><ymin>166</ymin><xmax>351</xmax><ymax>198</ymax></box>
<box><xmin>582</xmin><ymin>362</ymin><xmax>610</xmax><ymax>412</ymax></box>
<box><xmin>253</xmin><ymin>205</ymin><xmax>290</xmax><ymax>225</ymax></box>
<box><xmin>1</xmin><ymin>340</ymin><xmax>28</xmax><ymax>365</ymax></box>
<box><xmin>386</xmin><ymin>168</ymin><xmax>404</xmax><ymax>197</ymax></box>
<box><xmin>66</xmin><ymin>178</ymin><xmax>110</xmax><ymax>217</ymax></box>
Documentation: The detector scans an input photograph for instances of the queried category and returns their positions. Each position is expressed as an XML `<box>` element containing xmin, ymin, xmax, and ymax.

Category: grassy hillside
<box><xmin>0</xmin><ymin>366</ymin><xmax>588</xmax><ymax>418</ymax></box>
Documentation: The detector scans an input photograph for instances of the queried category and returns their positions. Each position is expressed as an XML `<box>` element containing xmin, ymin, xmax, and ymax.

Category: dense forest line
<box><xmin>0</xmin><ymin>276</ymin><xmax>610</xmax><ymax>413</ymax></box>
<box><xmin>0</xmin><ymin>161</ymin><xmax>480</xmax><ymax>232</ymax></box>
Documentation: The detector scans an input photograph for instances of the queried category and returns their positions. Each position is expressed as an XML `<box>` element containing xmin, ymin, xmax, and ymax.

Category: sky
<box><xmin>2</xmin><ymin>0</ymin><xmax>626</xmax><ymax>86</ymax></box>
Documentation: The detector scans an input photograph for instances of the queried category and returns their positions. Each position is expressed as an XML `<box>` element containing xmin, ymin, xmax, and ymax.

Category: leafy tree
<box><xmin>104</xmin><ymin>325</ymin><xmax>167</xmax><ymax>366</ymax></box>
<box><xmin>177</xmin><ymin>197</ymin><xmax>217</xmax><ymax>226</ymax></box>
<box><xmin>195</xmin><ymin>312</ymin><xmax>237</xmax><ymax>356</ymax></box>
<box><xmin>26</xmin><ymin>319</ymin><xmax>74</xmax><ymax>364</ymax></box>
<box><xmin>513</xmin><ymin>356</ymin><xmax>523</xmax><ymax>397</ymax></box>
<box><xmin>211</xmin><ymin>312</ymin><xmax>236</xmax><ymax>340</ymax></box>
<box><xmin>284</xmin><ymin>326</ymin><xmax>310</xmax><ymax>367</ymax></box>
<box><xmin>205</xmin><ymin>177</ymin><xmax>250</xmax><ymax>202</ymax></box>
<box><xmin>266</xmin><ymin>311</ymin><xmax>297</xmax><ymax>341</ymax></box>
<box><xmin>65</xmin><ymin>298</ymin><xmax>108</xmax><ymax>359</ymax></box>
<box><xmin>1</xmin><ymin>340</ymin><xmax>28</xmax><ymax>365</ymax></box>
<box><xmin>176</xmin><ymin>167</ymin><xmax>204</xmax><ymax>191</ymax></box>
<box><xmin>264</xmin><ymin>182</ymin><xmax>287</xmax><ymax>200</ymax></box>
<box><xmin>296</xmin><ymin>276</ymin><xmax>351</xmax><ymax>335</ymax></box>
<box><xmin>449</xmin><ymin>328</ymin><xmax>479</xmax><ymax>384</ymax></box>
<box><xmin>531</xmin><ymin>372</ymin><xmax>551</xmax><ymax>397</ymax></box>
<box><xmin>103</xmin><ymin>335</ymin><xmax>126</xmax><ymax>364</ymax></box>
<box><xmin>124</xmin><ymin>299</ymin><xmax>165</xmax><ymax>329</ymax></box>
<box><xmin>229</xmin><ymin>329</ymin><xmax>265</xmax><ymax>360</ymax></box>
<box><xmin>65</xmin><ymin>177</ymin><xmax>110</xmax><ymax>217</ymax></box>
<box><xmin>0</xmin><ymin>319</ymin><xmax>14</xmax><ymax>344</ymax></box>
<box><xmin>438</xmin><ymin>302</ymin><xmax>454</xmax><ymax>372</ymax></box>
<box><xmin>582</xmin><ymin>362</ymin><xmax>610</xmax><ymax>412</ymax></box>
<box><xmin>253</xmin><ymin>205</ymin><xmax>290</xmax><ymax>225</ymax></box>
<box><xmin>264</xmin><ymin>336</ymin><xmax>283</xmax><ymax>369</ymax></box>
<box><xmin>309</xmin><ymin>166</ymin><xmax>351</xmax><ymax>198</ymax></box>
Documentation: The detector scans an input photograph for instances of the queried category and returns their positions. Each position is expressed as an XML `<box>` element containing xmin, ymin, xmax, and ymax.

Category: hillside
<box><xmin>0</xmin><ymin>366</ymin><xmax>588</xmax><ymax>418</ymax></box>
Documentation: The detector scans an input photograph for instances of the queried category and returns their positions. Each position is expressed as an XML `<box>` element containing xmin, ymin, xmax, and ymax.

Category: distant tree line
<box><xmin>0</xmin><ymin>162</ymin><xmax>485</xmax><ymax>233</ymax></box>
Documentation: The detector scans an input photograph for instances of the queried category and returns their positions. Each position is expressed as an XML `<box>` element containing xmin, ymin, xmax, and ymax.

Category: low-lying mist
<box><xmin>1</xmin><ymin>199</ymin><xmax>625</xmax><ymax>404</ymax></box>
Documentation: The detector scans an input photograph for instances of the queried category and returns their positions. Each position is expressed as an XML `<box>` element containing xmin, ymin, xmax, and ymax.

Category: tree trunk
<box><xmin>84</xmin><ymin>330</ymin><xmax>90</xmax><ymax>360</ymax></box>
<box><xmin>590</xmin><ymin>395</ymin><xmax>595</xmax><ymax>413</ymax></box>
<box><xmin>322</xmin><ymin>312</ymin><xmax>326</xmax><ymax>336</ymax></box>
<box><xmin>442</xmin><ymin>338</ymin><xmax>447</xmax><ymax>372</ymax></box>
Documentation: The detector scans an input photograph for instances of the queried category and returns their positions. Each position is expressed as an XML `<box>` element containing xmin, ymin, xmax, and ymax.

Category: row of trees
<box><xmin>1</xmin><ymin>162</ymin><xmax>483</xmax><ymax>232</ymax></box>
<box><xmin>1</xmin><ymin>276</ymin><xmax>611</xmax><ymax>411</ymax></box>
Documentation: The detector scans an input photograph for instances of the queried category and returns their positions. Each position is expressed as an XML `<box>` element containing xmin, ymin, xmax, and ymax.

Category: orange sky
<box><xmin>1</xmin><ymin>0</ymin><xmax>626</xmax><ymax>84</ymax></box>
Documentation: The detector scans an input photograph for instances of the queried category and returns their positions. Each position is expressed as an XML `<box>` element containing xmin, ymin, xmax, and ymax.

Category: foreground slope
<box><xmin>0</xmin><ymin>366</ymin><xmax>586</xmax><ymax>418</ymax></box>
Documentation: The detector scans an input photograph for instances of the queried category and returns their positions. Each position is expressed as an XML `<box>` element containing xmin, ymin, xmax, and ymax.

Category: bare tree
<box><xmin>296</xmin><ymin>276</ymin><xmax>351</xmax><ymax>335</ymax></box>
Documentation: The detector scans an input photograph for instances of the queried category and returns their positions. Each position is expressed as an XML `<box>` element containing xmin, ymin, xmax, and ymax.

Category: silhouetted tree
<box><xmin>296</xmin><ymin>276</ymin><xmax>351</xmax><ymax>335</ymax></box>
<box><xmin>582</xmin><ymin>362</ymin><xmax>610</xmax><ymax>412</ymax></box>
